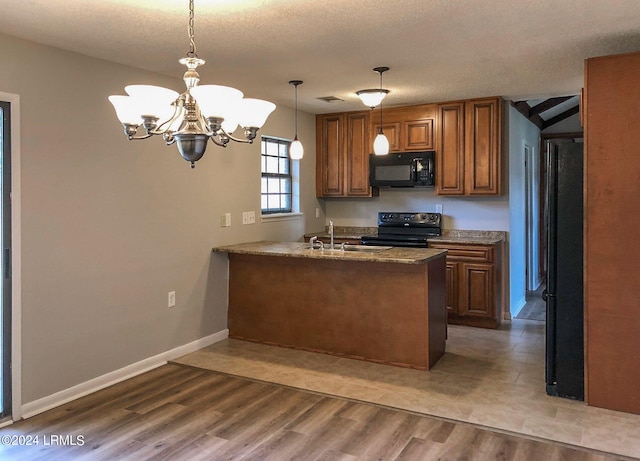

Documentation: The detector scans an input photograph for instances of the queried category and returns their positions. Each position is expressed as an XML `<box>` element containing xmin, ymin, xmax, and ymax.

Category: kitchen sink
<box><xmin>343</xmin><ymin>244</ymin><xmax>392</xmax><ymax>252</ymax></box>
<box><xmin>315</xmin><ymin>245</ymin><xmax>392</xmax><ymax>253</ymax></box>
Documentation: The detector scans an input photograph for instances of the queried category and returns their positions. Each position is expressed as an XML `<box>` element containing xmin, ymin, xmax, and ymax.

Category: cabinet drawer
<box><xmin>429</xmin><ymin>243</ymin><xmax>494</xmax><ymax>263</ymax></box>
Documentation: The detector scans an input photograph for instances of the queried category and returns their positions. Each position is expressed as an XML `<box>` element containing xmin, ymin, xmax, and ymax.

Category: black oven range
<box><xmin>361</xmin><ymin>212</ymin><xmax>442</xmax><ymax>248</ymax></box>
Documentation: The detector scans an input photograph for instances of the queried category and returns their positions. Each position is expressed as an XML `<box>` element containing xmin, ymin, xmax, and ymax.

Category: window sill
<box><xmin>261</xmin><ymin>212</ymin><xmax>304</xmax><ymax>223</ymax></box>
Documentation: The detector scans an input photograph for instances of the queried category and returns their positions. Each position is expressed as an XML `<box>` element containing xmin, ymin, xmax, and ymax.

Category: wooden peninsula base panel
<box><xmin>217</xmin><ymin>242</ymin><xmax>447</xmax><ymax>370</ymax></box>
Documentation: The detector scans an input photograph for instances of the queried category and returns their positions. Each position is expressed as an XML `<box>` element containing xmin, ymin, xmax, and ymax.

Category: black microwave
<box><xmin>369</xmin><ymin>151</ymin><xmax>435</xmax><ymax>187</ymax></box>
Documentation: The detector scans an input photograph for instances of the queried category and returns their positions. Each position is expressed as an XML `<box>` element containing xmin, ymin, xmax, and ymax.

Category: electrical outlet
<box><xmin>316</xmin><ymin>208</ymin><xmax>321</xmax><ymax>218</ymax></box>
<box><xmin>435</xmin><ymin>204</ymin><xmax>443</xmax><ymax>214</ymax></box>
<box><xmin>168</xmin><ymin>291</ymin><xmax>176</xmax><ymax>308</ymax></box>
<box><xmin>242</xmin><ymin>211</ymin><xmax>255</xmax><ymax>225</ymax></box>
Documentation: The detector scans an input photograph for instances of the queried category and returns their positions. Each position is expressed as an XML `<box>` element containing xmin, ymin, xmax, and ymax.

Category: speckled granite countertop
<box><xmin>430</xmin><ymin>230</ymin><xmax>506</xmax><ymax>245</ymax></box>
<box><xmin>304</xmin><ymin>228</ymin><xmax>506</xmax><ymax>245</ymax></box>
<box><xmin>213</xmin><ymin>241</ymin><xmax>447</xmax><ymax>264</ymax></box>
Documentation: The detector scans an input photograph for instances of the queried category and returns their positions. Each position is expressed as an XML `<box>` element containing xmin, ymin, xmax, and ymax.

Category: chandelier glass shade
<box><xmin>290</xmin><ymin>138</ymin><xmax>304</xmax><ymax>160</ymax></box>
<box><xmin>108</xmin><ymin>0</ymin><xmax>276</xmax><ymax>168</ymax></box>
<box><xmin>373</xmin><ymin>131</ymin><xmax>390</xmax><ymax>155</ymax></box>
<box><xmin>356</xmin><ymin>66</ymin><xmax>390</xmax><ymax>109</ymax></box>
<box><xmin>355</xmin><ymin>89</ymin><xmax>389</xmax><ymax>109</ymax></box>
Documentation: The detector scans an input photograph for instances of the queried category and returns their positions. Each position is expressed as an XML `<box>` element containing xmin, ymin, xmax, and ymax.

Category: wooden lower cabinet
<box><xmin>429</xmin><ymin>242</ymin><xmax>502</xmax><ymax>328</ymax></box>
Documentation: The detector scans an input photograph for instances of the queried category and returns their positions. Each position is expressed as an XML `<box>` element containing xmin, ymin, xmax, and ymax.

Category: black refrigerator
<box><xmin>544</xmin><ymin>141</ymin><xmax>584</xmax><ymax>400</ymax></box>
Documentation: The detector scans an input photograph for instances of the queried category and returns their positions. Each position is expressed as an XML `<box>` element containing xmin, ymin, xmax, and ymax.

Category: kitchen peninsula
<box><xmin>213</xmin><ymin>241</ymin><xmax>448</xmax><ymax>370</ymax></box>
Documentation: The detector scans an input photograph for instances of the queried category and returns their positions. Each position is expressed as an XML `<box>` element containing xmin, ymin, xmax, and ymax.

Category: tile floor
<box><xmin>173</xmin><ymin>319</ymin><xmax>640</xmax><ymax>459</ymax></box>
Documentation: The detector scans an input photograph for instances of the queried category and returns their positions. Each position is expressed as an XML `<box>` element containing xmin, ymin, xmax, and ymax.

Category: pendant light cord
<box><xmin>294</xmin><ymin>83</ymin><xmax>299</xmax><ymax>138</ymax></box>
<box><xmin>187</xmin><ymin>0</ymin><xmax>197</xmax><ymax>58</ymax></box>
<box><xmin>289</xmin><ymin>80</ymin><xmax>303</xmax><ymax>140</ymax></box>
<box><xmin>379</xmin><ymin>70</ymin><xmax>384</xmax><ymax>134</ymax></box>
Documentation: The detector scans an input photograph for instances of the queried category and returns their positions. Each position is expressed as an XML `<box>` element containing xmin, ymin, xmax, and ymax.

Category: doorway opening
<box><xmin>525</xmin><ymin>144</ymin><xmax>541</xmax><ymax>292</ymax></box>
<box><xmin>516</xmin><ymin>143</ymin><xmax>545</xmax><ymax>321</ymax></box>
<box><xmin>0</xmin><ymin>100</ymin><xmax>11</xmax><ymax>421</ymax></box>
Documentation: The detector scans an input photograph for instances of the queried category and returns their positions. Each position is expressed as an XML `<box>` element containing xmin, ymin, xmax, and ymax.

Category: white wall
<box><xmin>324</xmin><ymin>186</ymin><xmax>510</xmax><ymax>231</ymax></box>
<box><xmin>507</xmin><ymin>104</ymin><xmax>541</xmax><ymax>315</ymax></box>
<box><xmin>542</xmin><ymin>112</ymin><xmax>582</xmax><ymax>134</ymax></box>
<box><xmin>0</xmin><ymin>32</ymin><xmax>320</xmax><ymax>405</ymax></box>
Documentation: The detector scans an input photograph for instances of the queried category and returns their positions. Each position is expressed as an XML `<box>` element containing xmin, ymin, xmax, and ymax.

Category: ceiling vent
<box><xmin>317</xmin><ymin>96</ymin><xmax>344</xmax><ymax>103</ymax></box>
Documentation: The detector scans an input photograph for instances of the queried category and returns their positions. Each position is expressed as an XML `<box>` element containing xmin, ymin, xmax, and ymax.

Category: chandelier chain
<box><xmin>187</xmin><ymin>0</ymin><xmax>197</xmax><ymax>57</ymax></box>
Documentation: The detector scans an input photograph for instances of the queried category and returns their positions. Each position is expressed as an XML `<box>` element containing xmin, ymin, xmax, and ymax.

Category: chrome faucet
<box><xmin>329</xmin><ymin>220</ymin><xmax>334</xmax><ymax>249</ymax></box>
<box><xmin>309</xmin><ymin>235</ymin><xmax>323</xmax><ymax>250</ymax></box>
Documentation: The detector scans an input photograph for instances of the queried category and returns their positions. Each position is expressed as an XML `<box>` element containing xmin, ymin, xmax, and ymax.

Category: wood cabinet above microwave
<box><xmin>371</xmin><ymin>104</ymin><xmax>436</xmax><ymax>153</ymax></box>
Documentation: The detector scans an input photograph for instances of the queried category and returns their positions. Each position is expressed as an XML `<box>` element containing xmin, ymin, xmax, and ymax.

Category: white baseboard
<box><xmin>20</xmin><ymin>329</ymin><xmax>228</xmax><ymax>420</ymax></box>
<box><xmin>511</xmin><ymin>296</ymin><xmax>527</xmax><ymax>318</ymax></box>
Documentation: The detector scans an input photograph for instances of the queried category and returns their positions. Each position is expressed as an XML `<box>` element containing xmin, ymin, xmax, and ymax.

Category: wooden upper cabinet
<box><xmin>465</xmin><ymin>97</ymin><xmax>502</xmax><ymax>195</ymax></box>
<box><xmin>404</xmin><ymin>119</ymin><xmax>434</xmax><ymax>150</ymax></box>
<box><xmin>316</xmin><ymin>114</ymin><xmax>344</xmax><ymax>197</ymax></box>
<box><xmin>317</xmin><ymin>98</ymin><xmax>502</xmax><ymax>198</ymax></box>
<box><xmin>436</xmin><ymin>97</ymin><xmax>503</xmax><ymax>196</ymax></box>
<box><xmin>316</xmin><ymin>111</ymin><xmax>378</xmax><ymax>198</ymax></box>
<box><xmin>346</xmin><ymin>112</ymin><xmax>372</xmax><ymax>196</ymax></box>
<box><xmin>371</xmin><ymin>121</ymin><xmax>401</xmax><ymax>152</ymax></box>
<box><xmin>371</xmin><ymin>104</ymin><xmax>435</xmax><ymax>153</ymax></box>
<box><xmin>436</xmin><ymin>102</ymin><xmax>465</xmax><ymax>195</ymax></box>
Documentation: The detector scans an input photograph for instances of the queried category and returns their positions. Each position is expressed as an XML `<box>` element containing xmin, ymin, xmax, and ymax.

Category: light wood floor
<box><xmin>0</xmin><ymin>364</ymin><xmax>626</xmax><ymax>460</ymax></box>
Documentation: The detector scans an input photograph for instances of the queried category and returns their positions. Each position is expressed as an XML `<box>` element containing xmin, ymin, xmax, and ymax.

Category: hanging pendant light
<box><xmin>356</xmin><ymin>66</ymin><xmax>390</xmax><ymax>109</ymax></box>
<box><xmin>358</xmin><ymin>67</ymin><xmax>391</xmax><ymax>156</ymax></box>
<box><xmin>289</xmin><ymin>80</ymin><xmax>304</xmax><ymax>160</ymax></box>
<box><xmin>108</xmin><ymin>0</ymin><xmax>275</xmax><ymax>168</ymax></box>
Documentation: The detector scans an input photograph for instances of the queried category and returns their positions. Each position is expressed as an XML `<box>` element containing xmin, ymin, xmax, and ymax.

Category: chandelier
<box><xmin>108</xmin><ymin>0</ymin><xmax>276</xmax><ymax>168</ymax></box>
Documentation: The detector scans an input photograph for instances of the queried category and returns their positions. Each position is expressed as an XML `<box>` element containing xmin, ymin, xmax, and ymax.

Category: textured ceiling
<box><xmin>1</xmin><ymin>0</ymin><xmax>639</xmax><ymax>114</ymax></box>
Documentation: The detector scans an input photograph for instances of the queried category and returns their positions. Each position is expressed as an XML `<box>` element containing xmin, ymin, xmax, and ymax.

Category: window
<box><xmin>261</xmin><ymin>136</ymin><xmax>292</xmax><ymax>214</ymax></box>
